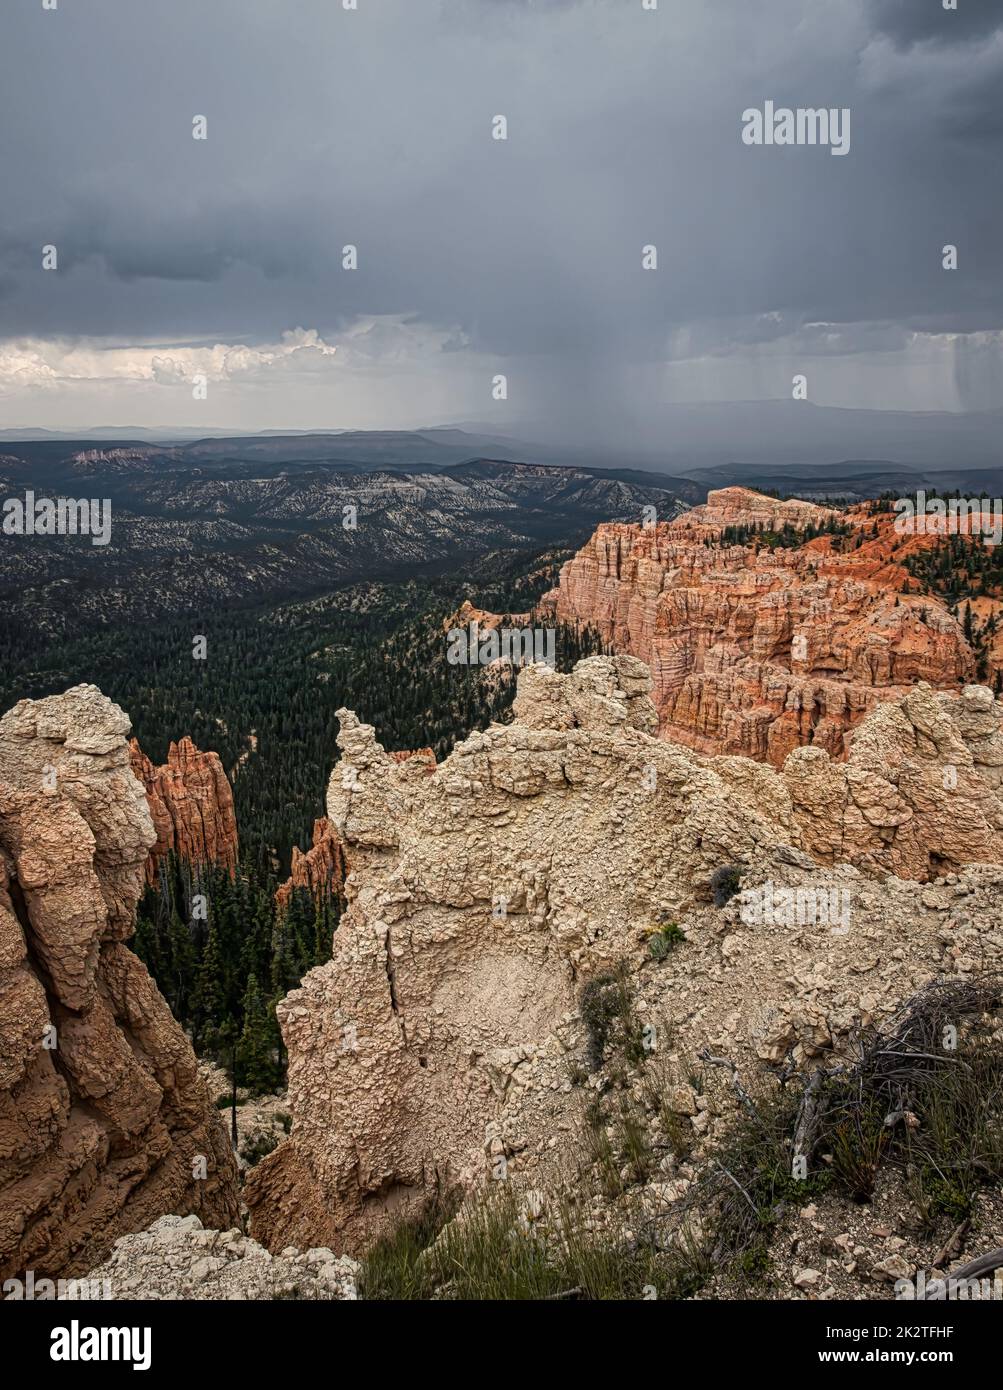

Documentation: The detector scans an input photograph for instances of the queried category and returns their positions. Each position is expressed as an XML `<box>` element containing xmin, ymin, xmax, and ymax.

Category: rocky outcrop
<box><xmin>275</xmin><ymin>818</ymin><xmax>347</xmax><ymax>913</ymax></box>
<box><xmin>783</xmin><ymin>681</ymin><xmax>1003</xmax><ymax>878</ymax></box>
<box><xmin>244</xmin><ymin>656</ymin><xmax>1003</xmax><ymax>1256</ymax></box>
<box><xmin>443</xmin><ymin>598</ymin><xmax>532</xmax><ymax>632</ymax></box>
<box><xmin>83</xmin><ymin>1215</ymin><xmax>358</xmax><ymax>1300</ymax></box>
<box><xmin>129</xmin><ymin>737</ymin><xmax>239</xmax><ymax>884</ymax></box>
<box><xmin>539</xmin><ymin>488</ymin><xmax>979</xmax><ymax>765</ymax></box>
<box><xmin>681</xmin><ymin>486</ymin><xmax>840</xmax><ymax>535</ymax></box>
<box><xmin>0</xmin><ymin>686</ymin><xmax>239</xmax><ymax>1282</ymax></box>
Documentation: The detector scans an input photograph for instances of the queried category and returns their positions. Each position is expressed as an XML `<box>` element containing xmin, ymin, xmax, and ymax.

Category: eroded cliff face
<box><xmin>539</xmin><ymin>488</ymin><xmax>978</xmax><ymax>766</ymax></box>
<box><xmin>244</xmin><ymin>656</ymin><xmax>1003</xmax><ymax>1256</ymax></box>
<box><xmin>129</xmin><ymin>737</ymin><xmax>239</xmax><ymax>884</ymax></box>
<box><xmin>0</xmin><ymin>686</ymin><xmax>239</xmax><ymax>1281</ymax></box>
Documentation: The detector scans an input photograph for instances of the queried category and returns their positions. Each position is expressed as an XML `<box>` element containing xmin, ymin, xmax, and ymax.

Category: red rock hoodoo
<box><xmin>539</xmin><ymin>487</ymin><xmax>982</xmax><ymax>765</ymax></box>
<box><xmin>275</xmin><ymin>818</ymin><xmax>347</xmax><ymax>912</ymax></box>
<box><xmin>129</xmin><ymin>737</ymin><xmax>239</xmax><ymax>884</ymax></box>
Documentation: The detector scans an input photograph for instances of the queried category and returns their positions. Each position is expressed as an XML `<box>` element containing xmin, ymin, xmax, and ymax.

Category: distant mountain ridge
<box><xmin>0</xmin><ymin>448</ymin><xmax>687</xmax><ymax>634</ymax></box>
<box><xmin>680</xmin><ymin>459</ymin><xmax>1003</xmax><ymax>501</ymax></box>
<box><xmin>7</xmin><ymin>401</ymin><xmax>1003</xmax><ymax>472</ymax></box>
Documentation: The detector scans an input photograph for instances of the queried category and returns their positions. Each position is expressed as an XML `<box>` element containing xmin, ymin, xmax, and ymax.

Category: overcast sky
<box><xmin>0</xmin><ymin>0</ymin><xmax>1001</xmax><ymax>439</ymax></box>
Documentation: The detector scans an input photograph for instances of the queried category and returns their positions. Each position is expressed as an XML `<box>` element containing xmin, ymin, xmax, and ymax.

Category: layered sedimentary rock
<box><xmin>129</xmin><ymin>736</ymin><xmax>239</xmax><ymax>884</ymax></box>
<box><xmin>539</xmin><ymin>488</ymin><xmax>977</xmax><ymax>765</ymax></box>
<box><xmin>275</xmin><ymin>818</ymin><xmax>347</xmax><ymax>912</ymax></box>
<box><xmin>244</xmin><ymin>656</ymin><xmax>1003</xmax><ymax>1255</ymax></box>
<box><xmin>0</xmin><ymin>686</ymin><xmax>239</xmax><ymax>1282</ymax></box>
<box><xmin>685</xmin><ymin>487</ymin><xmax>840</xmax><ymax>534</ymax></box>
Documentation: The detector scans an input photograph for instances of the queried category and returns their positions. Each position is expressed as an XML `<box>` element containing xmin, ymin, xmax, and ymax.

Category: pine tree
<box><xmin>165</xmin><ymin>907</ymin><xmax>198</xmax><ymax>1023</ymax></box>
<box><xmin>237</xmin><ymin>973</ymin><xmax>280</xmax><ymax>1093</ymax></box>
<box><xmin>192</xmin><ymin>918</ymin><xmax>229</xmax><ymax>1052</ymax></box>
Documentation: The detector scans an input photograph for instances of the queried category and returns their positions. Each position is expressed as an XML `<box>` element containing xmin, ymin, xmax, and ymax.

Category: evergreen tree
<box><xmin>192</xmin><ymin>918</ymin><xmax>228</xmax><ymax>1053</ymax></box>
<box><xmin>237</xmin><ymin>972</ymin><xmax>281</xmax><ymax>1093</ymax></box>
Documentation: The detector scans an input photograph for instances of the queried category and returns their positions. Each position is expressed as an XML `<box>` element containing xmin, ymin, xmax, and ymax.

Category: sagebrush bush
<box><xmin>710</xmin><ymin>864</ymin><xmax>743</xmax><ymax>907</ymax></box>
<box><xmin>580</xmin><ymin>965</ymin><xmax>644</xmax><ymax>1071</ymax></box>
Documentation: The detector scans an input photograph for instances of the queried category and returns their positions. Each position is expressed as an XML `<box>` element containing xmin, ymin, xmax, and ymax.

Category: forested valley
<box><xmin>0</xmin><ymin>542</ymin><xmax>603</xmax><ymax>873</ymax></box>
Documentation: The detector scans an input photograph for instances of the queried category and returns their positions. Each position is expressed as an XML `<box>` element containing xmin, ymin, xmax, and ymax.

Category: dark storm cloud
<box><xmin>0</xmin><ymin>0</ymin><xmax>1001</xmax><ymax>423</ymax></box>
<box><xmin>870</xmin><ymin>0</ymin><xmax>1003</xmax><ymax>49</ymax></box>
<box><xmin>942</xmin><ymin>63</ymin><xmax>1003</xmax><ymax>141</ymax></box>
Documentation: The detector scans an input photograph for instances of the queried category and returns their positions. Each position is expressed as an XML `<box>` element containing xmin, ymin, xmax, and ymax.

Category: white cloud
<box><xmin>0</xmin><ymin>318</ymin><xmax>481</xmax><ymax>399</ymax></box>
<box><xmin>0</xmin><ymin>327</ymin><xmax>337</xmax><ymax>393</ymax></box>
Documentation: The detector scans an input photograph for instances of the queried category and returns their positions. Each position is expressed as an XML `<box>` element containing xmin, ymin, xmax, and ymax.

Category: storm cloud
<box><xmin>0</xmin><ymin>0</ymin><xmax>1000</xmax><ymax>435</ymax></box>
<box><xmin>871</xmin><ymin>0</ymin><xmax>1003</xmax><ymax>49</ymax></box>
